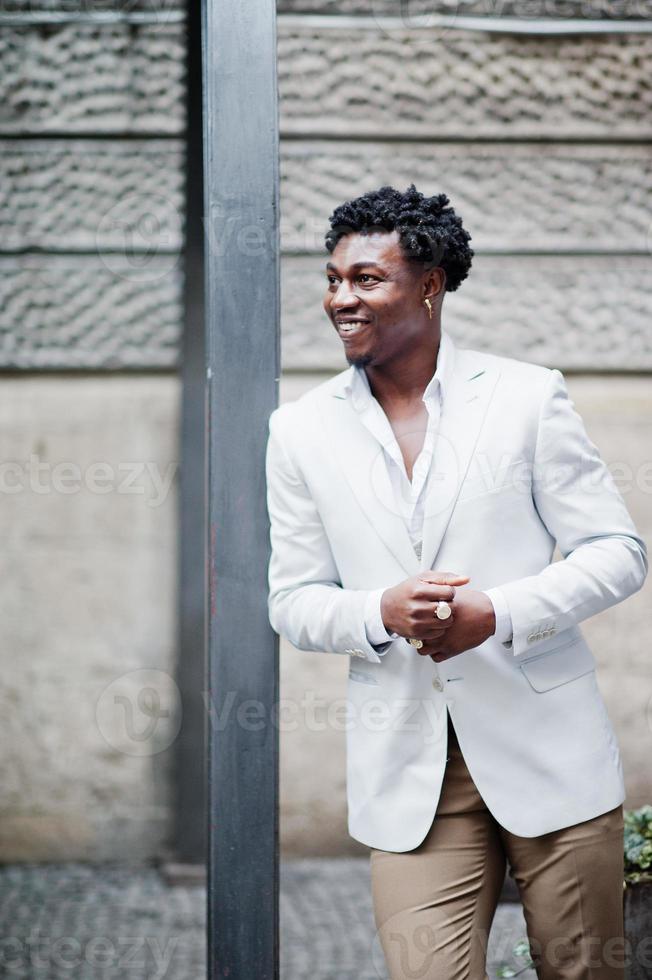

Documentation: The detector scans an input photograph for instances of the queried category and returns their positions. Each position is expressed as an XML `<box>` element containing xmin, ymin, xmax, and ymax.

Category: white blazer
<box><xmin>265</xmin><ymin>337</ymin><xmax>647</xmax><ymax>851</ymax></box>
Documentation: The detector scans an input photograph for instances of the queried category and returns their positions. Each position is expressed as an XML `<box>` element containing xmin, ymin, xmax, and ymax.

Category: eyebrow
<box><xmin>325</xmin><ymin>261</ymin><xmax>388</xmax><ymax>275</ymax></box>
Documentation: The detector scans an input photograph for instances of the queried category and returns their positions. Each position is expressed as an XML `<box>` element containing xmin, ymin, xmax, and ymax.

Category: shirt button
<box><xmin>432</xmin><ymin>677</ymin><xmax>443</xmax><ymax>691</ymax></box>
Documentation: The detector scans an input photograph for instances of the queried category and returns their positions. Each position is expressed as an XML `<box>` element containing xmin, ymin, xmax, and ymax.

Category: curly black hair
<box><xmin>324</xmin><ymin>183</ymin><xmax>474</xmax><ymax>292</ymax></box>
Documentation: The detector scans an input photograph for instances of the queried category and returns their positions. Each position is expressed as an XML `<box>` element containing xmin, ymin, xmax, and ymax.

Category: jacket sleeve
<box><xmin>265</xmin><ymin>406</ymin><xmax>394</xmax><ymax>663</ymax></box>
<box><xmin>497</xmin><ymin>368</ymin><xmax>648</xmax><ymax>658</ymax></box>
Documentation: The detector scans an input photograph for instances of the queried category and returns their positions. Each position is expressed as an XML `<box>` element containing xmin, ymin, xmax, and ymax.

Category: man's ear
<box><xmin>422</xmin><ymin>265</ymin><xmax>446</xmax><ymax>301</ymax></box>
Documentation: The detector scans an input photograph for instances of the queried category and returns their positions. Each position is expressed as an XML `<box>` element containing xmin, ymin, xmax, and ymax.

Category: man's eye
<box><xmin>325</xmin><ymin>273</ymin><xmax>376</xmax><ymax>285</ymax></box>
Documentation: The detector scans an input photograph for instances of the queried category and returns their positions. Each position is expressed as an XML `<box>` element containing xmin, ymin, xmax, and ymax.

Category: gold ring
<box><xmin>408</xmin><ymin>638</ymin><xmax>424</xmax><ymax>649</ymax></box>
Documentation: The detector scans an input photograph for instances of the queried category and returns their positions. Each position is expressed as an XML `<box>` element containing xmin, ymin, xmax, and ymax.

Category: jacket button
<box><xmin>432</xmin><ymin>677</ymin><xmax>443</xmax><ymax>691</ymax></box>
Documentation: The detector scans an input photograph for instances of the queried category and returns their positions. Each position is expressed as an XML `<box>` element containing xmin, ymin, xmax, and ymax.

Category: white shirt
<box><xmin>341</xmin><ymin>328</ymin><xmax>513</xmax><ymax>651</ymax></box>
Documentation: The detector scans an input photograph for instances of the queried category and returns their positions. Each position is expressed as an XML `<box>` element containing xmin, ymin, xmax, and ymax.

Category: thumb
<box><xmin>419</xmin><ymin>570</ymin><xmax>470</xmax><ymax>586</ymax></box>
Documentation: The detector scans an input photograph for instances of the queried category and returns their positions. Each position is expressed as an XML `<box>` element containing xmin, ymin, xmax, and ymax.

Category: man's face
<box><xmin>323</xmin><ymin>229</ymin><xmax>435</xmax><ymax>369</ymax></box>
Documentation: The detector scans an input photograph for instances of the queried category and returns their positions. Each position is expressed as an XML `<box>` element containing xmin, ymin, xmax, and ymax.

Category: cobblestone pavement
<box><xmin>0</xmin><ymin>860</ymin><xmax>535</xmax><ymax>979</ymax></box>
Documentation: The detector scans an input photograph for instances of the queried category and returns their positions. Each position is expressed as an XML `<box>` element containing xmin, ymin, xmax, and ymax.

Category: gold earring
<box><xmin>424</xmin><ymin>298</ymin><xmax>433</xmax><ymax>320</ymax></box>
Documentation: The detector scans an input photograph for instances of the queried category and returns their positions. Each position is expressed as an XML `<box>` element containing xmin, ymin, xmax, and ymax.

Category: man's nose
<box><xmin>331</xmin><ymin>279</ymin><xmax>359</xmax><ymax>308</ymax></box>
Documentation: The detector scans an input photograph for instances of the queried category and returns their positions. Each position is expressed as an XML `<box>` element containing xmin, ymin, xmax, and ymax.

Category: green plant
<box><xmin>624</xmin><ymin>804</ymin><xmax>652</xmax><ymax>886</ymax></box>
<box><xmin>496</xmin><ymin>937</ymin><xmax>534</xmax><ymax>977</ymax></box>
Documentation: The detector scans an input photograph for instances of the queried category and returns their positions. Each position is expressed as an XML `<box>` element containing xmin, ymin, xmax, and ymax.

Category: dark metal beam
<box><xmin>201</xmin><ymin>0</ymin><xmax>281</xmax><ymax>975</ymax></box>
<box><xmin>175</xmin><ymin>0</ymin><xmax>207</xmax><ymax>865</ymax></box>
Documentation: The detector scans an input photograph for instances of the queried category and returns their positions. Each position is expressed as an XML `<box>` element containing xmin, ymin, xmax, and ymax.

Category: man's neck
<box><xmin>364</xmin><ymin>330</ymin><xmax>442</xmax><ymax>409</ymax></box>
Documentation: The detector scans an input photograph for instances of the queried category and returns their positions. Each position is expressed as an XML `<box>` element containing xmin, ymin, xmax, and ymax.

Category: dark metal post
<box><xmin>201</xmin><ymin>0</ymin><xmax>281</xmax><ymax>976</ymax></box>
<box><xmin>175</xmin><ymin>0</ymin><xmax>207</xmax><ymax>868</ymax></box>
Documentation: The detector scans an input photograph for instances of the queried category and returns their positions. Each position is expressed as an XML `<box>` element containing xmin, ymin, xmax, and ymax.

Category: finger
<box><xmin>419</xmin><ymin>571</ymin><xmax>470</xmax><ymax>587</ymax></box>
<box><xmin>420</xmin><ymin>570</ymin><xmax>469</xmax><ymax>581</ymax></box>
<box><xmin>412</xmin><ymin>625</ymin><xmax>449</xmax><ymax>642</ymax></box>
<box><xmin>410</xmin><ymin>616</ymin><xmax>454</xmax><ymax>637</ymax></box>
<box><xmin>421</xmin><ymin>641</ymin><xmax>454</xmax><ymax>659</ymax></box>
<box><xmin>414</xmin><ymin>583</ymin><xmax>457</xmax><ymax>602</ymax></box>
<box><xmin>418</xmin><ymin>646</ymin><xmax>450</xmax><ymax>658</ymax></box>
<box><xmin>415</xmin><ymin>638</ymin><xmax>451</xmax><ymax>656</ymax></box>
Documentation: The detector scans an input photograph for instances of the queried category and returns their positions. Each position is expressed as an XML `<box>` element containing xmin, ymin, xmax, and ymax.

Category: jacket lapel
<box><xmin>319</xmin><ymin>390</ymin><xmax>422</xmax><ymax>576</ymax></box>
<box><xmin>418</xmin><ymin>353</ymin><xmax>501</xmax><ymax>572</ymax></box>
<box><xmin>319</xmin><ymin>343</ymin><xmax>501</xmax><ymax>578</ymax></box>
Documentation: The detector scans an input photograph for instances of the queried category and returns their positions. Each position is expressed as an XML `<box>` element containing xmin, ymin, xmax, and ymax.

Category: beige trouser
<box><xmin>370</xmin><ymin>710</ymin><xmax>625</xmax><ymax>980</ymax></box>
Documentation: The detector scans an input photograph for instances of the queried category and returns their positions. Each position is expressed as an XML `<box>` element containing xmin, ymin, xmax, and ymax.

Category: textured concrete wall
<box><xmin>278</xmin><ymin>371</ymin><xmax>652</xmax><ymax>857</ymax></box>
<box><xmin>0</xmin><ymin>376</ymin><xmax>180</xmax><ymax>861</ymax></box>
<box><xmin>3</xmin><ymin>12</ymin><xmax>652</xmax><ymax>369</ymax></box>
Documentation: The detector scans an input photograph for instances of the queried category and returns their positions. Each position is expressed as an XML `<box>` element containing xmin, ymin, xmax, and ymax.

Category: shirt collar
<box><xmin>344</xmin><ymin>327</ymin><xmax>454</xmax><ymax>413</ymax></box>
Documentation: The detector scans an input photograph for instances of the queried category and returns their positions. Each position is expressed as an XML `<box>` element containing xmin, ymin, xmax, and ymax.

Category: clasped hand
<box><xmin>379</xmin><ymin>570</ymin><xmax>496</xmax><ymax>663</ymax></box>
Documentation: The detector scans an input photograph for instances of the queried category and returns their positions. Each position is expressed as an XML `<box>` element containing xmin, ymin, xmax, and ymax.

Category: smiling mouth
<box><xmin>336</xmin><ymin>319</ymin><xmax>369</xmax><ymax>337</ymax></box>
